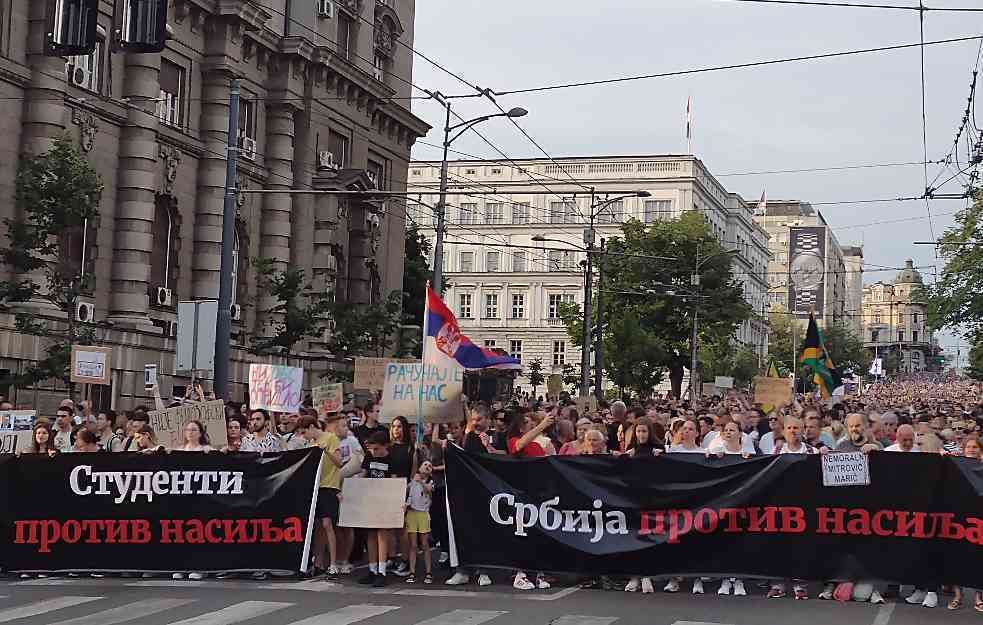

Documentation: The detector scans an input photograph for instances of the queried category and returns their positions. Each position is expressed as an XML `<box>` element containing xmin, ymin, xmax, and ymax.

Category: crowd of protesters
<box><xmin>5</xmin><ymin>372</ymin><xmax>983</xmax><ymax>610</ymax></box>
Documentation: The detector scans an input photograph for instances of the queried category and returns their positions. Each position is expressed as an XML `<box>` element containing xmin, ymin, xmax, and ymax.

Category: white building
<box><xmin>408</xmin><ymin>155</ymin><xmax>770</xmax><ymax>390</ymax></box>
<box><xmin>862</xmin><ymin>260</ymin><xmax>938</xmax><ymax>374</ymax></box>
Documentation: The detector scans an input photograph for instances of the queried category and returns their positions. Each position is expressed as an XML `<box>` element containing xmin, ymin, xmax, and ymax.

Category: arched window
<box><xmin>59</xmin><ymin>218</ymin><xmax>97</xmax><ymax>292</ymax></box>
<box><xmin>150</xmin><ymin>195</ymin><xmax>179</xmax><ymax>294</ymax></box>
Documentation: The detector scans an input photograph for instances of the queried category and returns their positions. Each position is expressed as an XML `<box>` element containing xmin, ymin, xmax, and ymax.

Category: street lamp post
<box><xmin>430</xmin><ymin>93</ymin><xmax>527</xmax><ymax>294</ymax></box>
<box><xmin>688</xmin><ymin>244</ymin><xmax>739</xmax><ymax>401</ymax></box>
<box><xmin>533</xmin><ymin>191</ymin><xmax>650</xmax><ymax>399</ymax></box>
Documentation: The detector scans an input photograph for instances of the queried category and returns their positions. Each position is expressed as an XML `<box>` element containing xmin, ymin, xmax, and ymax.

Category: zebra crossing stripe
<box><xmin>162</xmin><ymin>601</ymin><xmax>292</xmax><ymax>625</ymax></box>
<box><xmin>411</xmin><ymin>610</ymin><xmax>507</xmax><ymax>625</ymax></box>
<box><xmin>47</xmin><ymin>598</ymin><xmax>196</xmax><ymax>625</ymax></box>
<box><xmin>550</xmin><ymin>618</ymin><xmax>619</xmax><ymax>625</ymax></box>
<box><xmin>0</xmin><ymin>596</ymin><xmax>103</xmax><ymax>623</ymax></box>
<box><xmin>284</xmin><ymin>604</ymin><xmax>401</xmax><ymax>625</ymax></box>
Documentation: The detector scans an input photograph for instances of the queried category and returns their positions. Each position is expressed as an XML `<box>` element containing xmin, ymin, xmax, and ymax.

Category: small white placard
<box><xmin>338</xmin><ymin>477</ymin><xmax>407</xmax><ymax>529</ymax></box>
<box><xmin>821</xmin><ymin>451</ymin><xmax>870</xmax><ymax>487</ymax></box>
<box><xmin>144</xmin><ymin>364</ymin><xmax>158</xmax><ymax>390</ymax></box>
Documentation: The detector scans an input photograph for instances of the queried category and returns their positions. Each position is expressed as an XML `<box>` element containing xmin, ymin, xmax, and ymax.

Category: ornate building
<box><xmin>861</xmin><ymin>260</ymin><xmax>938</xmax><ymax>374</ymax></box>
<box><xmin>0</xmin><ymin>0</ymin><xmax>429</xmax><ymax>411</ymax></box>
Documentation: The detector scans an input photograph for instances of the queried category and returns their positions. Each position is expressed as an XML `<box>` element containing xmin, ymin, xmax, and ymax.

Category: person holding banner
<box><xmin>177</xmin><ymin>420</ymin><xmax>213</xmax><ymax>453</ymax></box>
<box><xmin>769</xmin><ymin>415</ymin><xmax>814</xmax><ymax>600</ymax></box>
<box><xmin>298</xmin><ymin>414</ymin><xmax>344</xmax><ymax>578</ymax></box>
<box><xmin>241</xmin><ymin>409</ymin><xmax>285</xmax><ymax>453</ymax></box>
<box><xmin>52</xmin><ymin>406</ymin><xmax>74</xmax><ymax>453</ymax></box>
<box><xmin>28</xmin><ymin>423</ymin><xmax>57</xmax><ymax>457</ymax></box>
<box><xmin>334</xmin><ymin>415</ymin><xmax>364</xmax><ymax>575</ymax></box>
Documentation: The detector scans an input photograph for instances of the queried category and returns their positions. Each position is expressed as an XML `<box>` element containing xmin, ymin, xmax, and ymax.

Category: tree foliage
<box><xmin>700</xmin><ymin>339</ymin><xmax>760</xmax><ymax>388</ymax></box>
<box><xmin>0</xmin><ymin>134</ymin><xmax>103</xmax><ymax>390</ymax></box>
<box><xmin>526</xmin><ymin>358</ymin><xmax>546</xmax><ymax>397</ymax></box>
<box><xmin>561</xmin><ymin>212</ymin><xmax>752</xmax><ymax>398</ymax></box>
<box><xmin>928</xmin><ymin>194</ymin><xmax>983</xmax><ymax>338</ymax></box>
<box><xmin>402</xmin><ymin>222</ymin><xmax>431</xmax><ymax>327</ymax></box>
<box><xmin>250</xmin><ymin>259</ymin><xmax>333</xmax><ymax>358</ymax></box>
<box><xmin>768</xmin><ymin>309</ymin><xmax>869</xmax><ymax>381</ymax></box>
<box><xmin>967</xmin><ymin>333</ymin><xmax>983</xmax><ymax>381</ymax></box>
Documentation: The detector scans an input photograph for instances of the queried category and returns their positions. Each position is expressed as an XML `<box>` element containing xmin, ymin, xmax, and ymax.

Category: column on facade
<box><xmin>108</xmin><ymin>53</ymin><xmax>160</xmax><ymax>328</ymax></box>
<box><xmin>21</xmin><ymin>1</ymin><xmax>67</xmax><ymax>156</ymax></box>
<box><xmin>192</xmin><ymin>71</ymin><xmax>233</xmax><ymax>300</ymax></box>
<box><xmin>255</xmin><ymin>102</ymin><xmax>297</xmax><ymax>333</ymax></box>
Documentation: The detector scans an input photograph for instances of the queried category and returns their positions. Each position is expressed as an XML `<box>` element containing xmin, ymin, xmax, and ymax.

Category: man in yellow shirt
<box><xmin>300</xmin><ymin>415</ymin><xmax>344</xmax><ymax>577</ymax></box>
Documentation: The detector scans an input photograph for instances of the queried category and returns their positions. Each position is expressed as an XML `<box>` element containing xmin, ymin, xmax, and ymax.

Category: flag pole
<box><xmin>418</xmin><ymin>282</ymin><xmax>430</xmax><ymax>443</ymax></box>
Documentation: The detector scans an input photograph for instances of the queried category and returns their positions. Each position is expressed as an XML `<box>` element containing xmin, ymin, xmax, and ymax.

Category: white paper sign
<box><xmin>379</xmin><ymin>361</ymin><xmax>464</xmax><ymax>424</ymax></box>
<box><xmin>714</xmin><ymin>376</ymin><xmax>735</xmax><ymax>389</ymax></box>
<box><xmin>248</xmin><ymin>364</ymin><xmax>304</xmax><ymax>413</ymax></box>
<box><xmin>147</xmin><ymin>400</ymin><xmax>228</xmax><ymax>450</ymax></box>
<box><xmin>821</xmin><ymin>451</ymin><xmax>871</xmax><ymax>487</ymax></box>
<box><xmin>338</xmin><ymin>477</ymin><xmax>407</xmax><ymax>529</ymax></box>
<box><xmin>144</xmin><ymin>364</ymin><xmax>158</xmax><ymax>390</ymax></box>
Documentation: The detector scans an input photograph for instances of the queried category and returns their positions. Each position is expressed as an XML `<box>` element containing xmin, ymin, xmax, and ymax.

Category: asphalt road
<box><xmin>0</xmin><ymin>574</ymin><xmax>978</xmax><ymax>625</ymax></box>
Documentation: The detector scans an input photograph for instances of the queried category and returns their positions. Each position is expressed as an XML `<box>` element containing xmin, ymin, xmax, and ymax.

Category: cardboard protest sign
<box><xmin>547</xmin><ymin>374</ymin><xmax>562</xmax><ymax>398</ymax></box>
<box><xmin>248</xmin><ymin>364</ymin><xmax>304</xmax><ymax>413</ymax></box>
<box><xmin>714</xmin><ymin>376</ymin><xmax>735</xmax><ymax>389</ymax></box>
<box><xmin>70</xmin><ymin>346</ymin><xmax>112</xmax><ymax>385</ymax></box>
<box><xmin>0</xmin><ymin>411</ymin><xmax>38</xmax><ymax>454</ymax></box>
<box><xmin>754</xmin><ymin>376</ymin><xmax>793</xmax><ymax>408</ymax></box>
<box><xmin>147</xmin><ymin>400</ymin><xmax>228</xmax><ymax>449</ymax></box>
<box><xmin>822</xmin><ymin>451</ymin><xmax>871</xmax><ymax>487</ymax></box>
<box><xmin>338</xmin><ymin>477</ymin><xmax>407</xmax><ymax>529</ymax></box>
<box><xmin>702</xmin><ymin>383</ymin><xmax>717</xmax><ymax>397</ymax></box>
<box><xmin>312</xmin><ymin>383</ymin><xmax>344</xmax><ymax>415</ymax></box>
<box><xmin>379</xmin><ymin>361</ymin><xmax>463</xmax><ymax>424</ymax></box>
<box><xmin>353</xmin><ymin>357</ymin><xmax>418</xmax><ymax>391</ymax></box>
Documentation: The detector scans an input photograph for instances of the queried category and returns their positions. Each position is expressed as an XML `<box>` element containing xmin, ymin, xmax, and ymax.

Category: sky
<box><xmin>406</xmin><ymin>0</ymin><xmax>983</xmax><ymax>354</ymax></box>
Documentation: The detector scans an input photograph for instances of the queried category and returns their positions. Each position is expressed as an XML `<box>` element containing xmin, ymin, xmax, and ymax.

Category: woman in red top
<box><xmin>506</xmin><ymin>412</ymin><xmax>554</xmax><ymax>458</ymax></box>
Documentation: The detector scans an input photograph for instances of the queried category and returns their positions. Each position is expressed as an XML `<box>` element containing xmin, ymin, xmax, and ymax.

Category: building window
<box><xmin>237</xmin><ymin>98</ymin><xmax>257</xmax><ymax>159</ymax></box>
<box><xmin>874</xmin><ymin>312</ymin><xmax>881</xmax><ymax>324</ymax></box>
<box><xmin>464</xmin><ymin>168</ymin><xmax>477</xmax><ymax>175</ymax></box>
<box><xmin>459</xmin><ymin>203</ymin><xmax>476</xmax><ymax>225</ymax></box>
<box><xmin>643</xmin><ymin>200</ymin><xmax>672</xmax><ymax>223</ymax></box>
<box><xmin>513</xmin><ymin>251</ymin><xmax>527</xmax><ymax>272</ymax></box>
<box><xmin>512</xmin><ymin>202</ymin><xmax>530</xmax><ymax>224</ymax></box>
<box><xmin>65</xmin><ymin>38</ymin><xmax>102</xmax><ymax>93</ymax></box>
<box><xmin>59</xmin><ymin>218</ymin><xmax>97</xmax><ymax>292</ymax></box>
<box><xmin>913</xmin><ymin>331</ymin><xmax>919</xmax><ymax>343</ymax></box>
<box><xmin>367</xmin><ymin>157</ymin><xmax>386</xmax><ymax>190</ymax></box>
<box><xmin>552</xmin><ymin>341</ymin><xmax>565</xmax><ymax>366</ymax></box>
<box><xmin>372</xmin><ymin>52</ymin><xmax>387</xmax><ymax>82</ymax></box>
<box><xmin>484</xmin><ymin>339</ymin><xmax>496</xmax><ymax>348</ymax></box>
<box><xmin>337</xmin><ymin>12</ymin><xmax>354</xmax><ymax>60</ymax></box>
<box><xmin>898</xmin><ymin>331</ymin><xmax>904</xmax><ymax>343</ymax></box>
<box><xmin>548</xmin><ymin>294</ymin><xmax>574</xmax><ymax>318</ymax></box>
<box><xmin>149</xmin><ymin>196</ymin><xmax>179</xmax><ymax>293</ymax></box>
<box><xmin>872</xmin><ymin>330</ymin><xmax>879</xmax><ymax>342</ymax></box>
<box><xmin>547</xmin><ymin>250</ymin><xmax>561</xmax><ymax>271</ymax></box>
<box><xmin>511</xmin><ymin>293</ymin><xmax>524</xmax><ymax>318</ymax></box>
<box><xmin>491</xmin><ymin>168</ymin><xmax>502</xmax><ymax>175</ymax></box>
<box><xmin>484</xmin><ymin>293</ymin><xmax>498</xmax><ymax>318</ymax></box>
<box><xmin>550</xmin><ymin>201</ymin><xmax>578</xmax><ymax>224</ymax></box>
<box><xmin>460</xmin><ymin>251</ymin><xmax>474</xmax><ymax>272</ymax></box>
<box><xmin>458</xmin><ymin>293</ymin><xmax>472</xmax><ymax>318</ymax></box>
<box><xmin>327</xmin><ymin>130</ymin><xmax>350</xmax><ymax>168</ymax></box>
<box><xmin>549</xmin><ymin>250</ymin><xmax>576</xmax><ymax>271</ymax></box>
<box><xmin>411</xmin><ymin>169</ymin><xmax>422</xmax><ymax>176</ymax></box>
<box><xmin>157</xmin><ymin>59</ymin><xmax>185</xmax><ymax>127</ymax></box>
<box><xmin>913</xmin><ymin>312</ymin><xmax>919</xmax><ymax>324</ymax></box>
<box><xmin>510</xmin><ymin>339</ymin><xmax>522</xmax><ymax>362</ymax></box>
<box><xmin>486</xmin><ymin>251</ymin><xmax>500</xmax><ymax>272</ymax></box>
<box><xmin>485</xmin><ymin>203</ymin><xmax>504</xmax><ymax>224</ymax></box>
<box><xmin>597</xmin><ymin>200</ymin><xmax>623</xmax><ymax>224</ymax></box>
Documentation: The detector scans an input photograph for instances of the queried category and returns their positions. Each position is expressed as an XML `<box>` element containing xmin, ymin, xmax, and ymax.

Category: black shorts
<box><xmin>316</xmin><ymin>487</ymin><xmax>340</xmax><ymax>523</ymax></box>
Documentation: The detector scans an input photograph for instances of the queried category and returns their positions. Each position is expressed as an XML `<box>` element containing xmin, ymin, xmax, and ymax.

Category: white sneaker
<box><xmin>870</xmin><ymin>591</ymin><xmax>885</xmax><ymax>605</ymax></box>
<box><xmin>188</xmin><ymin>572</ymin><xmax>205</xmax><ymax>581</ymax></box>
<box><xmin>733</xmin><ymin>580</ymin><xmax>747</xmax><ymax>596</ymax></box>
<box><xmin>692</xmin><ymin>578</ymin><xmax>704</xmax><ymax>594</ymax></box>
<box><xmin>478</xmin><ymin>574</ymin><xmax>492</xmax><ymax>587</ymax></box>
<box><xmin>641</xmin><ymin>577</ymin><xmax>654</xmax><ymax>594</ymax></box>
<box><xmin>445</xmin><ymin>572</ymin><xmax>470</xmax><ymax>585</ymax></box>
<box><xmin>536</xmin><ymin>575</ymin><xmax>550</xmax><ymax>590</ymax></box>
<box><xmin>906</xmin><ymin>590</ymin><xmax>927</xmax><ymax>605</ymax></box>
<box><xmin>718</xmin><ymin>579</ymin><xmax>732</xmax><ymax>595</ymax></box>
<box><xmin>922</xmin><ymin>592</ymin><xmax>938</xmax><ymax>608</ymax></box>
<box><xmin>625</xmin><ymin>577</ymin><xmax>640</xmax><ymax>592</ymax></box>
<box><xmin>664</xmin><ymin>579</ymin><xmax>680</xmax><ymax>593</ymax></box>
<box><xmin>172</xmin><ymin>573</ymin><xmax>185</xmax><ymax>580</ymax></box>
<box><xmin>438</xmin><ymin>552</ymin><xmax>449</xmax><ymax>564</ymax></box>
<box><xmin>513</xmin><ymin>573</ymin><xmax>535</xmax><ymax>591</ymax></box>
<box><xmin>819</xmin><ymin>583</ymin><xmax>836</xmax><ymax>600</ymax></box>
<box><xmin>338</xmin><ymin>563</ymin><xmax>353</xmax><ymax>575</ymax></box>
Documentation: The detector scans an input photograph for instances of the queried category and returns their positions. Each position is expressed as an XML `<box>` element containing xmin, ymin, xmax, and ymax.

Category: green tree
<box><xmin>527</xmin><ymin>358</ymin><xmax>546</xmax><ymax>397</ymax></box>
<box><xmin>928</xmin><ymin>194</ymin><xmax>983</xmax><ymax>337</ymax></box>
<box><xmin>966</xmin><ymin>333</ymin><xmax>983</xmax><ymax>381</ymax></box>
<box><xmin>561</xmin><ymin>212</ymin><xmax>752</xmax><ymax>398</ymax></box>
<box><xmin>402</xmin><ymin>222</ymin><xmax>431</xmax><ymax>327</ymax></box>
<box><xmin>560</xmin><ymin>362</ymin><xmax>580</xmax><ymax>394</ymax></box>
<box><xmin>0</xmin><ymin>135</ymin><xmax>103</xmax><ymax>393</ymax></box>
<box><xmin>700</xmin><ymin>339</ymin><xmax>760</xmax><ymax>388</ymax></box>
<box><xmin>767</xmin><ymin>311</ymin><xmax>800</xmax><ymax>377</ymax></box>
<box><xmin>249</xmin><ymin>259</ymin><xmax>334</xmax><ymax>358</ymax></box>
<box><xmin>821</xmin><ymin>320</ymin><xmax>870</xmax><ymax>376</ymax></box>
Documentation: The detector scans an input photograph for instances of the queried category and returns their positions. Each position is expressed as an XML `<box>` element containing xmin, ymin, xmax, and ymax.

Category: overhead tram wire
<box><xmin>722</xmin><ymin>0</ymin><xmax>983</xmax><ymax>10</ymax></box>
<box><xmin>917</xmin><ymin>1</ymin><xmax>937</xmax><ymax>244</ymax></box>
<box><xmin>491</xmin><ymin>35</ymin><xmax>983</xmax><ymax>97</ymax></box>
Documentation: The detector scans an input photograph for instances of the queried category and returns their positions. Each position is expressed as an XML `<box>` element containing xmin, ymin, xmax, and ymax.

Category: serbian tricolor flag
<box><xmin>424</xmin><ymin>286</ymin><xmax>522</xmax><ymax>370</ymax></box>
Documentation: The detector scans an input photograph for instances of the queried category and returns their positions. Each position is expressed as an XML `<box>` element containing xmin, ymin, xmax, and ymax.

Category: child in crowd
<box><xmin>404</xmin><ymin>460</ymin><xmax>435</xmax><ymax>584</ymax></box>
<box><xmin>358</xmin><ymin>431</ymin><xmax>395</xmax><ymax>587</ymax></box>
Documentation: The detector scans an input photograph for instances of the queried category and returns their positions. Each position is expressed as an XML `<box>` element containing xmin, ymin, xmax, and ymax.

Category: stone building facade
<box><xmin>862</xmin><ymin>260</ymin><xmax>938</xmax><ymax>374</ymax></box>
<box><xmin>408</xmin><ymin>155</ymin><xmax>771</xmax><ymax>392</ymax></box>
<box><xmin>0</xmin><ymin>0</ymin><xmax>429</xmax><ymax>412</ymax></box>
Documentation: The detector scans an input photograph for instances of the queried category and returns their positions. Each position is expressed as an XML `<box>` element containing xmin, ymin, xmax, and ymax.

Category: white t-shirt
<box><xmin>758</xmin><ymin>431</ymin><xmax>777</xmax><ymax>455</ymax></box>
<box><xmin>339</xmin><ymin>433</ymin><xmax>361</xmax><ymax>464</ymax></box>
<box><xmin>776</xmin><ymin>440</ymin><xmax>817</xmax><ymax>455</ymax></box>
<box><xmin>668</xmin><ymin>443</ymin><xmax>705</xmax><ymax>454</ymax></box>
<box><xmin>706</xmin><ymin>432</ymin><xmax>756</xmax><ymax>455</ymax></box>
<box><xmin>52</xmin><ymin>428</ymin><xmax>73</xmax><ymax>454</ymax></box>
<box><xmin>884</xmin><ymin>443</ymin><xmax>919</xmax><ymax>452</ymax></box>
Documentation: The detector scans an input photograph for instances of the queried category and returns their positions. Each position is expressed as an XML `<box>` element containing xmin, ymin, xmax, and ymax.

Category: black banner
<box><xmin>445</xmin><ymin>446</ymin><xmax>983</xmax><ymax>588</ymax></box>
<box><xmin>0</xmin><ymin>449</ymin><xmax>321</xmax><ymax>573</ymax></box>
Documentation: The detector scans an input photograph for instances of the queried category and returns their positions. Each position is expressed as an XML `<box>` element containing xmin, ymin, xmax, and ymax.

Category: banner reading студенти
<box><xmin>445</xmin><ymin>445</ymin><xmax>983</xmax><ymax>589</ymax></box>
<box><xmin>0</xmin><ymin>449</ymin><xmax>321</xmax><ymax>573</ymax></box>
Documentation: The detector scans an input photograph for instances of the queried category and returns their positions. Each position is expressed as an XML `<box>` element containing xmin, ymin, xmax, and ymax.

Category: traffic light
<box><xmin>116</xmin><ymin>0</ymin><xmax>169</xmax><ymax>53</ymax></box>
<box><xmin>46</xmin><ymin>0</ymin><xmax>99</xmax><ymax>56</ymax></box>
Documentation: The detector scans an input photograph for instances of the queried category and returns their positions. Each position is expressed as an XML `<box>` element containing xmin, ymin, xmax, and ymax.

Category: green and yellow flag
<box><xmin>799</xmin><ymin>313</ymin><xmax>841</xmax><ymax>398</ymax></box>
<box><xmin>766</xmin><ymin>358</ymin><xmax>781</xmax><ymax>379</ymax></box>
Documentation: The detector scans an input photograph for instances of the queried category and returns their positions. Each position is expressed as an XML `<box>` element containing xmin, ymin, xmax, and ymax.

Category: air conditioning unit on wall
<box><xmin>317</xmin><ymin>0</ymin><xmax>335</xmax><ymax>18</ymax></box>
<box><xmin>240</xmin><ymin>137</ymin><xmax>257</xmax><ymax>160</ymax></box>
<box><xmin>317</xmin><ymin>150</ymin><xmax>338</xmax><ymax>171</ymax></box>
<box><xmin>75</xmin><ymin>301</ymin><xmax>95</xmax><ymax>322</ymax></box>
<box><xmin>155</xmin><ymin>287</ymin><xmax>173</xmax><ymax>307</ymax></box>
<box><xmin>231</xmin><ymin>304</ymin><xmax>242</xmax><ymax>321</ymax></box>
<box><xmin>69</xmin><ymin>65</ymin><xmax>90</xmax><ymax>88</ymax></box>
